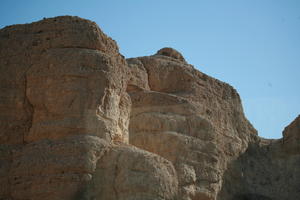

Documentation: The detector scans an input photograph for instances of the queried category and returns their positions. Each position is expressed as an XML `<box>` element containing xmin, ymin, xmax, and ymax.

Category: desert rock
<box><xmin>127</xmin><ymin>49</ymin><xmax>257</xmax><ymax>199</ymax></box>
<box><xmin>0</xmin><ymin>16</ymin><xmax>176</xmax><ymax>200</ymax></box>
<box><xmin>0</xmin><ymin>16</ymin><xmax>299</xmax><ymax>200</ymax></box>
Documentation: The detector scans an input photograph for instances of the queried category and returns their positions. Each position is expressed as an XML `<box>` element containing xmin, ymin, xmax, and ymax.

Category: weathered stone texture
<box><xmin>127</xmin><ymin>48</ymin><xmax>257</xmax><ymax>199</ymax></box>
<box><xmin>0</xmin><ymin>16</ymin><xmax>128</xmax><ymax>145</ymax></box>
<box><xmin>0</xmin><ymin>16</ymin><xmax>299</xmax><ymax>200</ymax></box>
<box><xmin>0</xmin><ymin>16</ymin><xmax>176</xmax><ymax>200</ymax></box>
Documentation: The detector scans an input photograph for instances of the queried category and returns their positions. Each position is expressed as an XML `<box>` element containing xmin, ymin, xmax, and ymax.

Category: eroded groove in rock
<box><xmin>0</xmin><ymin>16</ymin><xmax>299</xmax><ymax>200</ymax></box>
<box><xmin>127</xmin><ymin>48</ymin><xmax>299</xmax><ymax>200</ymax></box>
<box><xmin>0</xmin><ymin>16</ymin><xmax>177</xmax><ymax>200</ymax></box>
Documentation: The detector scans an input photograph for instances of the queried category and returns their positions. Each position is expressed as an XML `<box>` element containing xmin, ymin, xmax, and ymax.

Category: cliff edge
<box><xmin>0</xmin><ymin>16</ymin><xmax>299</xmax><ymax>200</ymax></box>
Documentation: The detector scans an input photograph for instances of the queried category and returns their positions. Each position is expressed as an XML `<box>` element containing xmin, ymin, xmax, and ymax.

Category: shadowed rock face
<box><xmin>218</xmin><ymin>116</ymin><xmax>300</xmax><ymax>200</ymax></box>
<box><xmin>0</xmin><ymin>16</ymin><xmax>299</xmax><ymax>200</ymax></box>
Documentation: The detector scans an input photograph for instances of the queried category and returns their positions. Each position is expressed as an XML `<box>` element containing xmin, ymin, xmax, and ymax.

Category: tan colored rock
<box><xmin>0</xmin><ymin>16</ymin><xmax>177</xmax><ymax>200</ymax></box>
<box><xmin>10</xmin><ymin>135</ymin><xmax>109</xmax><ymax>200</ymax></box>
<box><xmin>8</xmin><ymin>135</ymin><xmax>177</xmax><ymax>200</ymax></box>
<box><xmin>25</xmin><ymin>47</ymin><xmax>126</xmax><ymax>143</ymax></box>
<box><xmin>127</xmin><ymin>58</ymin><xmax>150</xmax><ymax>92</ymax></box>
<box><xmin>127</xmin><ymin>49</ymin><xmax>300</xmax><ymax>200</ymax></box>
<box><xmin>156</xmin><ymin>47</ymin><xmax>187</xmax><ymax>63</ymax></box>
<box><xmin>0</xmin><ymin>16</ymin><xmax>128</xmax><ymax>144</ymax></box>
<box><xmin>127</xmin><ymin>49</ymin><xmax>257</xmax><ymax>199</ymax></box>
<box><xmin>283</xmin><ymin>115</ymin><xmax>300</xmax><ymax>154</ymax></box>
<box><xmin>83</xmin><ymin>145</ymin><xmax>178</xmax><ymax>200</ymax></box>
<box><xmin>0</xmin><ymin>16</ymin><xmax>299</xmax><ymax>200</ymax></box>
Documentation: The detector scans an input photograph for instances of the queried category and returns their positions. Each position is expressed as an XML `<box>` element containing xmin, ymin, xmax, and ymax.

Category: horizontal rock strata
<box><xmin>0</xmin><ymin>16</ymin><xmax>299</xmax><ymax>200</ymax></box>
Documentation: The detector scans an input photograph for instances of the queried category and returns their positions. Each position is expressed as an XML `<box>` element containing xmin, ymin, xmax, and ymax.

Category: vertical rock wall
<box><xmin>0</xmin><ymin>16</ymin><xmax>178</xmax><ymax>200</ymax></box>
<box><xmin>0</xmin><ymin>16</ymin><xmax>299</xmax><ymax>200</ymax></box>
<box><xmin>127</xmin><ymin>48</ymin><xmax>257</xmax><ymax>200</ymax></box>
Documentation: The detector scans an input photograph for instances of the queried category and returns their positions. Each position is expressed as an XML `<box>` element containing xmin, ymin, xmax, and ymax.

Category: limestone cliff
<box><xmin>0</xmin><ymin>16</ymin><xmax>299</xmax><ymax>200</ymax></box>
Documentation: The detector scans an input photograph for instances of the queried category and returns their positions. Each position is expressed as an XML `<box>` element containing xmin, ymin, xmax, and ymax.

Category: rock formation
<box><xmin>0</xmin><ymin>16</ymin><xmax>299</xmax><ymax>200</ymax></box>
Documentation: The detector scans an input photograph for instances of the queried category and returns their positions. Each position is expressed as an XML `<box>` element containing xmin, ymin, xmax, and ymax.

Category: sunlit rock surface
<box><xmin>0</xmin><ymin>16</ymin><xmax>299</xmax><ymax>200</ymax></box>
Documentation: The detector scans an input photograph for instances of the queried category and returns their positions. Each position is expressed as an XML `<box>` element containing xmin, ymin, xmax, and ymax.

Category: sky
<box><xmin>1</xmin><ymin>0</ymin><xmax>299</xmax><ymax>139</ymax></box>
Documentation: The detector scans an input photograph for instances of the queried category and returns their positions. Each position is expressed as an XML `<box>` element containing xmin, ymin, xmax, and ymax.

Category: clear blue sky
<box><xmin>1</xmin><ymin>0</ymin><xmax>299</xmax><ymax>139</ymax></box>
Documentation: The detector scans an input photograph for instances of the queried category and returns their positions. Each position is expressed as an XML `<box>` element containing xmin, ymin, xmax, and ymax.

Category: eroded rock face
<box><xmin>0</xmin><ymin>15</ymin><xmax>128</xmax><ymax>144</ymax></box>
<box><xmin>83</xmin><ymin>145</ymin><xmax>178</xmax><ymax>200</ymax></box>
<box><xmin>0</xmin><ymin>16</ymin><xmax>299</xmax><ymax>200</ymax></box>
<box><xmin>156</xmin><ymin>47</ymin><xmax>187</xmax><ymax>63</ymax></box>
<box><xmin>0</xmin><ymin>16</ymin><xmax>177</xmax><ymax>200</ymax></box>
<box><xmin>219</xmin><ymin>122</ymin><xmax>300</xmax><ymax>200</ymax></box>
<box><xmin>127</xmin><ymin>48</ymin><xmax>258</xmax><ymax>199</ymax></box>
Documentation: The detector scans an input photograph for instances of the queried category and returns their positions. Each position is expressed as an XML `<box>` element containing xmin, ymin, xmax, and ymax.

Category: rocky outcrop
<box><xmin>0</xmin><ymin>16</ymin><xmax>299</xmax><ymax>200</ymax></box>
<box><xmin>0</xmin><ymin>16</ymin><xmax>128</xmax><ymax>144</ymax></box>
<box><xmin>219</xmin><ymin>116</ymin><xmax>300</xmax><ymax>200</ymax></box>
<box><xmin>0</xmin><ymin>16</ymin><xmax>177</xmax><ymax>200</ymax></box>
<box><xmin>127</xmin><ymin>47</ymin><xmax>259</xmax><ymax>199</ymax></box>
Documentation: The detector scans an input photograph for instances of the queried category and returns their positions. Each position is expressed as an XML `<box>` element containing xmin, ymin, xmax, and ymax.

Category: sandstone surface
<box><xmin>0</xmin><ymin>16</ymin><xmax>299</xmax><ymax>200</ymax></box>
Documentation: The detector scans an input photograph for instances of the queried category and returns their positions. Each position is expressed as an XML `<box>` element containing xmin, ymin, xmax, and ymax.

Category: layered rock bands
<box><xmin>0</xmin><ymin>16</ymin><xmax>299</xmax><ymax>200</ymax></box>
